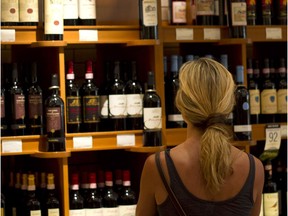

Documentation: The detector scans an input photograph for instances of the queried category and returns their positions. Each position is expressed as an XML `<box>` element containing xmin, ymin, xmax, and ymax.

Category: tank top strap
<box><xmin>246</xmin><ymin>153</ymin><xmax>255</xmax><ymax>202</ymax></box>
<box><xmin>164</xmin><ymin>149</ymin><xmax>181</xmax><ymax>184</ymax></box>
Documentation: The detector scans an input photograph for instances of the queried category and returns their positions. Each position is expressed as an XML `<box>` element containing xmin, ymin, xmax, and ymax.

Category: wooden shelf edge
<box><xmin>31</xmin><ymin>41</ymin><xmax>68</xmax><ymax>47</ymax></box>
<box><xmin>127</xmin><ymin>145</ymin><xmax>166</xmax><ymax>153</ymax></box>
<box><xmin>32</xmin><ymin>151</ymin><xmax>71</xmax><ymax>158</ymax></box>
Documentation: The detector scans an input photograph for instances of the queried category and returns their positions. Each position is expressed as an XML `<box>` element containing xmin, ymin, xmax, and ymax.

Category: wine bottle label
<box><xmin>12</xmin><ymin>207</ymin><xmax>17</xmax><ymax>216</ymax></box>
<box><xmin>30</xmin><ymin>210</ymin><xmax>41</xmax><ymax>216</ymax></box>
<box><xmin>48</xmin><ymin>208</ymin><xmax>60</xmax><ymax>216</ymax></box>
<box><xmin>143</xmin><ymin>107</ymin><xmax>162</xmax><ymax>129</ymax></box>
<box><xmin>259</xmin><ymin>194</ymin><xmax>264</xmax><ymax>216</ymax></box>
<box><xmin>66</xmin><ymin>96</ymin><xmax>82</xmax><ymax>123</ymax></box>
<box><xmin>1</xmin><ymin>0</ymin><xmax>19</xmax><ymax>22</ymax></box>
<box><xmin>277</xmin><ymin>89</ymin><xmax>287</xmax><ymax>114</ymax></box>
<box><xmin>172</xmin><ymin>1</ymin><xmax>187</xmax><ymax>23</ymax></box>
<box><xmin>78</xmin><ymin>0</ymin><xmax>96</xmax><ymax>19</ymax></box>
<box><xmin>126</xmin><ymin>94</ymin><xmax>143</xmax><ymax>117</ymax></box>
<box><xmin>118</xmin><ymin>205</ymin><xmax>137</xmax><ymax>216</ymax></box>
<box><xmin>142</xmin><ymin>0</ymin><xmax>158</xmax><ymax>26</ymax></box>
<box><xmin>85</xmin><ymin>208</ymin><xmax>103</xmax><ymax>216</ymax></box>
<box><xmin>234</xmin><ymin>125</ymin><xmax>252</xmax><ymax>132</ymax></box>
<box><xmin>102</xmin><ymin>207</ymin><xmax>119</xmax><ymax>216</ymax></box>
<box><xmin>29</xmin><ymin>95</ymin><xmax>43</xmax><ymax>118</ymax></box>
<box><xmin>261</xmin><ymin>89</ymin><xmax>277</xmax><ymax>114</ymax></box>
<box><xmin>13</xmin><ymin>94</ymin><xmax>25</xmax><ymax>120</ymax></box>
<box><xmin>263</xmin><ymin>192</ymin><xmax>279</xmax><ymax>215</ymax></box>
<box><xmin>231</xmin><ymin>2</ymin><xmax>247</xmax><ymax>26</ymax></box>
<box><xmin>1</xmin><ymin>95</ymin><xmax>5</xmax><ymax>118</ymax></box>
<box><xmin>44</xmin><ymin>0</ymin><xmax>64</xmax><ymax>34</ymax></box>
<box><xmin>100</xmin><ymin>95</ymin><xmax>108</xmax><ymax>118</ymax></box>
<box><xmin>249</xmin><ymin>89</ymin><xmax>260</xmax><ymax>115</ymax></box>
<box><xmin>46</xmin><ymin>107</ymin><xmax>61</xmax><ymax>132</ymax></box>
<box><xmin>196</xmin><ymin>0</ymin><xmax>214</xmax><ymax>15</ymax></box>
<box><xmin>168</xmin><ymin>114</ymin><xmax>184</xmax><ymax>121</ymax></box>
<box><xmin>69</xmin><ymin>209</ymin><xmax>86</xmax><ymax>216</ymax></box>
<box><xmin>19</xmin><ymin>0</ymin><xmax>39</xmax><ymax>22</ymax></box>
<box><xmin>63</xmin><ymin>0</ymin><xmax>78</xmax><ymax>19</ymax></box>
<box><xmin>83</xmin><ymin>95</ymin><xmax>100</xmax><ymax>123</ymax></box>
<box><xmin>108</xmin><ymin>95</ymin><xmax>127</xmax><ymax>117</ymax></box>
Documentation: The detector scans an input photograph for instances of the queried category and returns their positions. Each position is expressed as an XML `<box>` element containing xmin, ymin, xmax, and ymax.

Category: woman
<box><xmin>136</xmin><ymin>58</ymin><xmax>264</xmax><ymax>216</ymax></box>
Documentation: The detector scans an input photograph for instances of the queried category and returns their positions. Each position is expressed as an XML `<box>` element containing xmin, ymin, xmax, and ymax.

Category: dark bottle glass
<box><xmin>108</xmin><ymin>61</ymin><xmax>127</xmax><ymax>131</ymax></box>
<box><xmin>276</xmin><ymin>58</ymin><xmax>287</xmax><ymax>123</ymax></box>
<box><xmin>125</xmin><ymin>61</ymin><xmax>143</xmax><ymax>130</ymax></box>
<box><xmin>143</xmin><ymin>71</ymin><xmax>162</xmax><ymax>146</ymax></box>
<box><xmin>8</xmin><ymin>63</ymin><xmax>26</xmax><ymax>136</ymax></box>
<box><xmin>44</xmin><ymin>0</ymin><xmax>63</xmax><ymax>40</ymax></box>
<box><xmin>66</xmin><ymin>60</ymin><xmax>82</xmax><ymax>133</ymax></box>
<box><xmin>69</xmin><ymin>173</ymin><xmax>85</xmax><ymax>215</ymax></box>
<box><xmin>1</xmin><ymin>0</ymin><xmax>19</xmax><ymax>26</ymax></box>
<box><xmin>80</xmin><ymin>172</ymin><xmax>89</xmax><ymax>202</ymax></box>
<box><xmin>38</xmin><ymin>172</ymin><xmax>47</xmax><ymax>213</ymax></box>
<box><xmin>43</xmin><ymin>173</ymin><xmax>60</xmax><ymax>216</ymax></box>
<box><xmin>20</xmin><ymin>173</ymin><xmax>29</xmax><ymax>214</ymax></box>
<box><xmin>81</xmin><ymin>60</ymin><xmax>100</xmax><ymax>132</ymax></box>
<box><xmin>217</xmin><ymin>0</ymin><xmax>227</xmax><ymax>25</ymax></box>
<box><xmin>78</xmin><ymin>0</ymin><xmax>96</xmax><ymax>25</ymax></box>
<box><xmin>1</xmin><ymin>65</ymin><xmax>9</xmax><ymax>136</ymax></box>
<box><xmin>13</xmin><ymin>172</ymin><xmax>22</xmax><ymax>216</ymax></box>
<box><xmin>166</xmin><ymin>55</ymin><xmax>185</xmax><ymax>128</ymax></box>
<box><xmin>263</xmin><ymin>160</ymin><xmax>279</xmax><ymax>215</ymax></box>
<box><xmin>113</xmin><ymin>169</ymin><xmax>123</xmax><ymax>197</ymax></box>
<box><xmin>227</xmin><ymin>0</ymin><xmax>247</xmax><ymax>38</ymax></box>
<box><xmin>102</xmin><ymin>171</ymin><xmax>118</xmax><ymax>214</ymax></box>
<box><xmin>247</xmin><ymin>0</ymin><xmax>257</xmax><ymax>25</ymax></box>
<box><xmin>1</xmin><ymin>193</ymin><xmax>5</xmax><ymax>216</ymax></box>
<box><xmin>118</xmin><ymin>170</ymin><xmax>137</xmax><ymax>216</ymax></box>
<box><xmin>27</xmin><ymin>62</ymin><xmax>44</xmax><ymax>135</ymax></box>
<box><xmin>260</xmin><ymin>58</ymin><xmax>277</xmax><ymax>123</ymax></box>
<box><xmin>84</xmin><ymin>172</ymin><xmax>103</xmax><ymax>215</ymax></box>
<box><xmin>275</xmin><ymin>0</ymin><xmax>287</xmax><ymax>25</ymax></box>
<box><xmin>63</xmin><ymin>0</ymin><xmax>79</xmax><ymax>25</ymax></box>
<box><xmin>233</xmin><ymin>65</ymin><xmax>252</xmax><ymax>141</ymax></box>
<box><xmin>25</xmin><ymin>174</ymin><xmax>41</xmax><ymax>216</ymax></box>
<box><xmin>260</xmin><ymin>0</ymin><xmax>273</xmax><ymax>25</ymax></box>
<box><xmin>44</xmin><ymin>74</ymin><xmax>66</xmax><ymax>152</ymax></box>
<box><xmin>139</xmin><ymin>0</ymin><xmax>158</xmax><ymax>39</ymax></box>
<box><xmin>196</xmin><ymin>0</ymin><xmax>214</xmax><ymax>25</ymax></box>
<box><xmin>96</xmin><ymin>170</ymin><xmax>105</xmax><ymax>198</ymax></box>
<box><xmin>169</xmin><ymin>0</ymin><xmax>187</xmax><ymax>25</ymax></box>
<box><xmin>19</xmin><ymin>0</ymin><xmax>38</xmax><ymax>26</ymax></box>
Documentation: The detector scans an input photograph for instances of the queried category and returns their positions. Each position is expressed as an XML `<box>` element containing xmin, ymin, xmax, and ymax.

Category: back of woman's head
<box><xmin>175</xmin><ymin>57</ymin><xmax>235</xmax><ymax>194</ymax></box>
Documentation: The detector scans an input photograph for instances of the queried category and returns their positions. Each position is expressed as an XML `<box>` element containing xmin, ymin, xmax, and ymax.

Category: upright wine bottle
<box><xmin>69</xmin><ymin>173</ymin><xmax>85</xmax><ymax>216</ymax></box>
<box><xmin>196</xmin><ymin>0</ymin><xmax>214</xmax><ymax>25</ymax></box>
<box><xmin>143</xmin><ymin>71</ymin><xmax>162</xmax><ymax>146</ymax></box>
<box><xmin>81</xmin><ymin>60</ymin><xmax>100</xmax><ymax>132</ymax></box>
<box><xmin>25</xmin><ymin>174</ymin><xmax>41</xmax><ymax>216</ymax></box>
<box><xmin>97</xmin><ymin>170</ymin><xmax>105</xmax><ymax>198</ymax></box>
<box><xmin>275</xmin><ymin>0</ymin><xmax>287</xmax><ymax>25</ymax></box>
<box><xmin>1</xmin><ymin>65</ymin><xmax>8</xmax><ymax>136</ymax></box>
<box><xmin>19</xmin><ymin>0</ymin><xmax>39</xmax><ymax>26</ymax></box>
<box><xmin>1</xmin><ymin>0</ymin><xmax>19</xmax><ymax>26</ymax></box>
<box><xmin>44</xmin><ymin>0</ymin><xmax>63</xmax><ymax>40</ymax></box>
<box><xmin>247</xmin><ymin>0</ymin><xmax>256</xmax><ymax>25</ymax></box>
<box><xmin>44</xmin><ymin>74</ymin><xmax>66</xmax><ymax>152</ymax></box>
<box><xmin>43</xmin><ymin>173</ymin><xmax>60</xmax><ymax>216</ymax></box>
<box><xmin>233</xmin><ymin>65</ymin><xmax>252</xmax><ymax>141</ymax></box>
<box><xmin>66</xmin><ymin>60</ymin><xmax>82</xmax><ymax>133</ymax></box>
<box><xmin>80</xmin><ymin>172</ymin><xmax>89</xmax><ymax>201</ymax></box>
<box><xmin>125</xmin><ymin>61</ymin><xmax>143</xmax><ymax>130</ymax></box>
<box><xmin>139</xmin><ymin>0</ymin><xmax>158</xmax><ymax>39</ymax></box>
<box><xmin>170</xmin><ymin>0</ymin><xmax>187</xmax><ymax>25</ymax></box>
<box><xmin>27</xmin><ymin>62</ymin><xmax>44</xmax><ymax>135</ymax></box>
<box><xmin>1</xmin><ymin>193</ymin><xmax>5</xmax><ymax>216</ymax></box>
<box><xmin>38</xmin><ymin>172</ymin><xmax>47</xmax><ymax>212</ymax></box>
<box><xmin>8</xmin><ymin>63</ymin><xmax>26</xmax><ymax>136</ymax></box>
<box><xmin>63</xmin><ymin>0</ymin><xmax>79</xmax><ymax>25</ymax></box>
<box><xmin>260</xmin><ymin>0</ymin><xmax>273</xmax><ymax>25</ymax></box>
<box><xmin>113</xmin><ymin>169</ymin><xmax>123</xmax><ymax>197</ymax></box>
<box><xmin>108</xmin><ymin>61</ymin><xmax>127</xmax><ymax>131</ymax></box>
<box><xmin>78</xmin><ymin>0</ymin><xmax>96</xmax><ymax>25</ymax></box>
<box><xmin>227</xmin><ymin>0</ymin><xmax>247</xmax><ymax>38</ymax></box>
<box><xmin>13</xmin><ymin>172</ymin><xmax>22</xmax><ymax>215</ymax></box>
<box><xmin>276</xmin><ymin>58</ymin><xmax>287</xmax><ymax>123</ymax></box>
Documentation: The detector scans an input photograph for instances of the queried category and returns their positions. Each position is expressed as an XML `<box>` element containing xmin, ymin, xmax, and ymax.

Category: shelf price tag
<box><xmin>1</xmin><ymin>29</ymin><xmax>16</xmax><ymax>42</ymax></box>
<box><xmin>176</xmin><ymin>28</ymin><xmax>193</xmax><ymax>40</ymax></box>
<box><xmin>265</xmin><ymin>28</ymin><xmax>282</xmax><ymax>40</ymax></box>
<box><xmin>1</xmin><ymin>140</ymin><xmax>22</xmax><ymax>153</ymax></box>
<box><xmin>117</xmin><ymin>134</ymin><xmax>135</xmax><ymax>147</ymax></box>
<box><xmin>79</xmin><ymin>30</ymin><xmax>98</xmax><ymax>41</ymax></box>
<box><xmin>204</xmin><ymin>28</ymin><xmax>221</xmax><ymax>40</ymax></box>
<box><xmin>73</xmin><ymin>136</ymin><xmax>93</xmax><ymax>149</ymax></box>
<box><xmin>280</xmin><ymin>124</ymin><xmax>287</xmax><ymax>138</ymax></box>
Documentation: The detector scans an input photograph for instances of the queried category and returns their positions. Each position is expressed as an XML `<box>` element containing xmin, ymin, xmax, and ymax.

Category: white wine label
<box><xmin>78</xmin><ymin>0</ymin><xmax>96</xmax><ymax>19</ymax></box>
<box><xmin>143</xmin><ymin>0</ymin><xmax>158</xmax><ymax>26</ymax></box>
<box><xmin>263</xmin><ymin>192</ymin><xmax>279</xmax><ymax>216</ymax></box>
<box><xmin>109</xmin><ymin>95</ymin><xmax>127</xmax><ymax>117</ymax></box>
<box><xmin>231</xmin><ymin>2</ymin><xmax>247</xmax><ymax>26</ymax></box>
<box><xmin>261</xmin><ymin>89</ymin><xmax>277</xmax><ymax>114</ymax></box>
<box><xmin>69</xmin><ymin>209</ymin><xmax>86</xmax><ymax>216</ymax></box>
<box><xmin>48</xmin><ymin>208</ymin><xmax>60</xmax><ymax>216</ymax></box>
<box><xmin>196</xmin><ymin>0</ymin><xmax>214</xmax><ymax>15</ymax></box>
<box><xmin>19</xmin><ymin>0</ymin><xmax>39</xmax><ymax>22</ymax></box>
<box><xmin>30</xmin><ymin>210</ymin><xmax>41</xmax><ymax>216</ymax></box>
<box><xmin>143</xmin><ymin>107</ymin><xmax>162</xmax><ymax>129</ymax></box>
<box><xmin>172</xmin><ymin>1</ymin><xmax>186</xmax><ymax>23</ymax></box>
<box><xmin>100</xmin><ymin>95</ymin><xmax>109</xmax><ymax>117</ymax></box>
<box><xmin>277</xmin><ymin>89</ymin><xmax>287</xmax><ymax>114</ymax></box>
<box><xmin>118</xmin><ymin>205</ymin><xmax>137</xmax><ymax>216</ymax></box>
<box><xmin>63</xmin><ymin>0</ymin><xmax>78</xmax><ymax>19</ymax></box>
<box><xmin>249</xmin><ymin>89</ymin><xmax>260</xmax><ymax>115</ymax></box>
<box><xmin>85</xmin><ymin>208</ymin><xmax>103</xmax><ymax>216</ymax></box>
<box><xmin>2</xmin><ymin>139</ymin><xmax>22</xmax><ymax>153</ymax></box>
<box><xmin>168</xmin><ymin>114</ymin><xmax>184</xmax><ymax>121</ymax></box>
<box><xmin>102</xmin><ymin>207</ymin><xmax>119</xmax><ymax>216</ymax></box>
<box><xmin>1</xmin><ymin>0</ymin><xmax>19</xmax><ymax>22</ymax></box>
<box><xmin>126</xmin><ymin>94</ymin><xmax>143</xmax><ymax>116</ymax></box>
<box><xmin>44</xmin><ymin>0</ymin><xmax>63</xmax><ymax>35</ymax></box>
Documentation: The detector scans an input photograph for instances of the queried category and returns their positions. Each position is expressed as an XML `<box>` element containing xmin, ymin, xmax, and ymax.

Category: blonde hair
<box><xmin>175</xmin><ymin>58</ymin><xmax>235</xmax><ymax>194</ymax></box>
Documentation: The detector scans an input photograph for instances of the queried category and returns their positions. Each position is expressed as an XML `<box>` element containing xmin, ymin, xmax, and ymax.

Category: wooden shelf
<box><xmin>1</xmin><ymin>26</ymin><xmax>38</xmax><ymax>44</ymax></box>
<box><xmin>127</xmin><ymin>145</ymin><xmax>166</xmax><ymax>153</ymax></box>
<box><xmin>247</xmin><ymin>25</ymin><xmax>287</xmax><ymax>42</ymax></box>
<box><xmin>32</xmin><ymin>151</ymin><xmax>71</xmax><ymax>158</ymax></box>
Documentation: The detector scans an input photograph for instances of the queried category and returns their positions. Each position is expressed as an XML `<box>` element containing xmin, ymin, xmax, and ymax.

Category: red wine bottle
<box><xmin>66</xmin><ymin>60</ymin><xmax>82</xmax><ymax>133</ymax></box>
<box><xmin>44</xmin><ymin>0</ymin><xmax>63</xmax><ymax>40</ymax></box>
<box><xmin>227</xmin><ymin>0</ymin><xmax>247</xmax><ymax>38</ymax></box>
<box><xmin>43</xmin><ymin>173</ymin><xmax>60</xmax><ymax>216</ymax></box>
<box><xmin>1</xmin><ymin>64</ymin><xmax>9</xmax><ymax>136</ymax></box>
<box><xmin>233</xmin><ymin>65</ymin><xmax>252</xmax><ymax>141</ymax></box>
<box><xmin>196</xmin><ymin>0</ymin><xmax>214</xmax><ymax>25</ymax></box>
<box><xmin>78</xmin><ymin>0</ymin><xmax>96</xmax><ymax>25</ymax></box>
<box><xmin>69</xmin><ymin>173</ymin><xmax>85</xmax><ymax>215</ymax></box>
<box><xmin>81</xmin><ymin>60</ymin><xmax>100</xmax><ymax>132</ymax></box>
<box><xmin>113</xmin><ymin>169</ymin><xmax>123</xmax><ymax>197</ymax></box>
<box><xmin>27</xmin><ymin>62</ymin><xmax>44</xmax><ymax>135</ymax></box>
<box><xmin>247</xmin><ymin>0</ymin><xmax>256</xmax><ymax>25</ymax></box>
<box><xmin>275</xmin><ymin>0</ymin><xmax>287</xmax><ymax>25</ymax></box>
<box><xmin>96</xmin><ymin>170</ymin><xmax>105</xmax><ymax>198</ymax></box>
<box><xmin>19</xmin><ymin>0</ymin><xmax>39</xmax><ymax>26</ymax></box>
<box><xmin>63</xmin><ymin>0</ymin><xmax>79</xmax><ymax>25</ymax></box>
<box><xmin>25</xmin><ymin>174</ymin><xmax>41</xmax><ymax>216</ymax></box>
<box><xmin>276</xmin><ymin>58</ymin><xmax>287</xmax><ymax>123</ymax></box>
<box><xmin>1</xmin><ymin>0</ymin><xmax>19</xmax><ymax>26</ymax></box>
<box><xmin>260</xmin><ymin>0</ymin><xmax>273</xmax><ymax>25</ymax></box>
<box><xmin>139</xmin><ymin>0</ymin><xmax>158</xmax><ymax>39</ymax></box>
<box><xmin>143</xmin><ymin>71</ymin><xmax>162</xmax><ymax>146</ymax></box>
<box><xmin>102</xmin><ymin>171</ymin><xmax>118</xmax><ymax>215</ymax></box>
<box><xmin>80</xmin><ymin>172</ymin><xmax>89</xmax><ymax>202</ymax></box>
<box><xmin>44</xmin><ymin>74</ymin><xmax>66</xmax><ymax>152</ymax></box>
<box><xmin>169</xmin><ymin>0</ymin><xmax>187</xmax><ymax>25</ymax></box>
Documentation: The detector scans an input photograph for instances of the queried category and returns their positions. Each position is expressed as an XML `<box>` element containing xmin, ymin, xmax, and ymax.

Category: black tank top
<box><xmin>157</xmin><ymin>149</ymin><xmax>255</xmax><ymax>216</ymax></box>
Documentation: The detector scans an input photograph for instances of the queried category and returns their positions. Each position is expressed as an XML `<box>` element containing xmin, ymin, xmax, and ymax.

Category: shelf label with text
<box><xmin>79</xmin><ymin>30</ymin><xmax>98</xmax><ymax>41</ymax></box>
<box><xmin>1</xmin><ymin>140</ymin><xmax>22</xmax><ymax>153</ymax></box>
<box><xmin>176</xmin><ymin>28</ymin><xmax>193</xmax><ymax>40</ymax></box>
<box><xmin>117</xmin><ymin>134</ymin><xmax>135</xmax><ymax>147</ymax></box>
<box><xmin>204</xmin><ymin>28</ymin><xmax>221</xmax><ymax>40</ymax></box>
<box><xmin>265</xmin><ymin>28</ymin><xmax>282</xmax><ymax>40</ymax></box>
<box><xmin>73</xmin><ymin>136</ymin><xmax>93</xmax><ymax>149</ymax></box>
<box><xmin>280</xmin><ymin>125</ymin><xmax>287</xmax><ymax>138</ymax></box>
<box><xmin>1</xmin><ymin>29</ymin><xmax>16</xmax><ymax>42</ymax></box>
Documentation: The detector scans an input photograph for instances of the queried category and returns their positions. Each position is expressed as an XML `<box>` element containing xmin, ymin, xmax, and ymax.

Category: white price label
<box><xmin>2</xmin><ymin>140</ymin><xmax>22</xmax><ymax>153</ymax></box>
<box><xmin>79</xmin><ymin>30</ymin><xmax>98</xmax><ymax>41</ymax></box>
<box><xmin>204</xmin><ymin>28</ymin><xmax>221</xmax><ymax>40</ymax></box>
<box><xmin>176</xmin><ymin>28</ymin><xmax>193</xmax><ymax>40</ymax></box>
<box><xmin>264</xmin><ymin>126</ymin><xmax>281</xmax><ymax>151</ymax></box>
<box><xmin>73</xmin><ymin>136</ymin><xmax>93</xmax><ymax>149</ymax></box>
<box><xmin>117</xmin><ymin>134</ymin><xmax>135</xmax><ymax>147</ymax></box>
<box><xmin>266</xmin><ymin>28</ymin><xmax>282</xmax><ymax>39</ymax></box>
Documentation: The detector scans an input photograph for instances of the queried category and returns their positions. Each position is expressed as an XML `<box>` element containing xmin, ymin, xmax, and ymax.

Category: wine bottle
<box><xmin>66</xmin><ymin>60</ymin><xmax>82</xmax><ymax>133</ymax></box>
<box><xmin>1</xmin><ymin>65</ymin><xmax>9</xmax><ymax>137</ymax></box>
<box><xmin>44</xmin><ymin>0</ymin><xmax>63</xmax><ymax>40</ymax></box>
<box><xmin>260</xmin><ymin>58</ymin><xmax>277</xmax><ymax>123</ymax></box>
<box><xmin>217</xmin><ymin>0</ymin><xmax>227</xmax><ymax>25</ymax></box>
<box><xmin>125</xmin><ymin>61</ymin><xmax>143</xmax><ymax>130</ymax></box>
<box><xmin>44</xmin><ymin>74</ymin><xmax>66</xmax><ymax>152</ymax></box>
<box><xmin>227</xmin><ymin>0</ymin><xmax>247</xmax><ymax>38</ymax></box>
<box><xmin>80</xmin><ymin>172</ymin><xmax>89</xmax><ymax>201</ymax></box>
<box><xmin>8</xmin><ymin>63</ymin><xmax>26</xmax><ymax>136</ymax></box>
<box><xmin>37</xmin><ymin>172</ymin><xmax>47</xmax><ymax>213</ymax></box>
<box><xmin>118</xmin><ymin>170</ymin><xmax>137</xmax><ymax>216</ymax></box>
<box><xmin>143</xmin><ymin>71</ymin><xmax>162</xmax><ymax>146</ymax></box>
<box><xmin>233</xmin><ymin>65</ymin><xmax>252</xmax><ymax>141</ymax></box>
<box><xmin>69</xmin><ymin>173</ymin><xmax>85</xmax><ymax>216</ymax></box>
<box><xmin>139</xmin><ymin>0</ymin><xmax>158</xmax><ymax>39</ymax></box>
<box><xmin>263</xmin><ymin>160</ymin><xmax>279</xmax><ymax>215</ymax></box>
<box><xmin>102</xmin><ymin>171</ymin><xmax>119</xmax><ymax>216</ymax></box>
<box><xmin>195</xmin><ymin>0</ymin><xmax>214</xmax><ymax>25</ymax></box>
<box><xmin>275</xmin><ymin>0</ymin><xmax>287</xmax><ymax>25</ymax></box>
<box><xmin>84</xmin><ymin>172</ymin><xmax>103</xmax><ymax>216</ymax></box>
<box><xmin>260</xmin><ymin>0</ymin><xmax>273</xmax><ymax>25</ymax></box>
<box><xmin>13</xmin><ymin>172</ymin><xmax>22</xmax><ymax>216</ymax></box>
<box><xmin>19</xmin><ymin>0</ymin><xmax>39</xmax><ymax>26</ymax></box>
<box><xmin>97</xmin><ymin>170</ymin><xmax>105</xmax><ymax>198</ymax></box>
<box><xmin>1</xmin><ymin>193</ymin><xmax>5</xmax><ymax>216</ymax></box>
<box><xmin>78</xmin><ymin>0</ymin><xmax>96</xmax><ymax>25</ymax></box>
<box><xmin>108</xmin><ymin>61</ymin><xmax>127</xmax><ymax>131</ymax></box>
<box><xmin>276</xmin><ymin>58</ymin><xmax>287</xmax><ymax>123</ymax></box>
<box><xmin>1</xmin><ymin>0</ymin><xmax>19</xmax><ymax>26</ymax></box>
<box><xmin>25</xmin><ymin>174</ymin><xmax>41</xmax><ymax>216</ymax></box>
<box><xmin>63</xmin><ymin>0</ymin><xmax>79</xmax><ymax>25</ymax></box>
<box><xmin>169</xmin><ymin>0</ymin><xmax>187</xmax><ymax>25</ymax></box>
<box><xmin>113</xmin><ymin>169</ymin><xmax>123</xmax><ymax>197</ymax></box>
<box><xmin>247</xmin><ymin>0</ymin><xmax>256</xmax><ymax>25</ymax></box>
<box><xmin>27</xmin><ymin>62</ymin><xmax>44</xmax><ymax>135</ymax></box>
<box><xmin>43</xmin><ymin>173</ymin><xmax>60</xmax><ymax>216</ymax></box>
